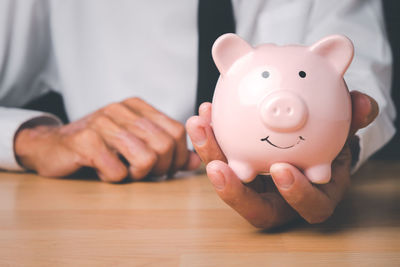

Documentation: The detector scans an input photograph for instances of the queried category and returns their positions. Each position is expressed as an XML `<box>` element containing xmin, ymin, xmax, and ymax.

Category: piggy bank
<box><xmin>211</xmin><ymin>34</ymin><xmax>353</xmax><ymax>184</ymax></box>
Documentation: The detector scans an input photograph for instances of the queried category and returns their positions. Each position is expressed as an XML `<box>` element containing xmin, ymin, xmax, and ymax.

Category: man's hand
<box><xmin>15</xmin><ymin>97</ymin><xmax>201</xmax><ymax>182</ymax></box>
<box><xmin>186</xmin><ymin>91</ymin><xmax>378</xmax><ymax>228</ymax></box>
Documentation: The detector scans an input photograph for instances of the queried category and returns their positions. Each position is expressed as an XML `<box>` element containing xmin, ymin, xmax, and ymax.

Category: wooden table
<box><xmin>0</xmin><ymin>160</ymin><xmax>399</xmax><ymax>266</ymax></box>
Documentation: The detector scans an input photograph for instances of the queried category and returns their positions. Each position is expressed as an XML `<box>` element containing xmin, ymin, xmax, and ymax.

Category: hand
<box><xmin>186</xmin><ymin>91</ymin><xmax>378</xmax><ymax>228</ymax></box>
<box><xmin>15</xmin><ymin>97</ymin><xmax>201</xmax><ymax>182</ymax></box>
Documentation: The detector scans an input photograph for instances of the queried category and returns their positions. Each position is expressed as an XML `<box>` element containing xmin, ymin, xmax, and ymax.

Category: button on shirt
<box><xmin>0</xmin><ymin>0</ymin><xmax>396</xmax><ymax>172</ymax></box>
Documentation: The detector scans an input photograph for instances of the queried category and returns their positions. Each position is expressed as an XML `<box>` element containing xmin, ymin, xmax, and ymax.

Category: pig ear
<box><xmin>309</xmin><ymin>35</ymin><xmax>354</xmax><ymax>76</ymax></box>
<box><xmin>212</xmin><ymin>33</ymin><xmax>253</xmax><ymax>75</ymax></box>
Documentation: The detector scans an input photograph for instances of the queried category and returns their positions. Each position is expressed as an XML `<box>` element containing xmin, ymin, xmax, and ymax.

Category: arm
<box><xmin>0</xmin><ymin>0</ymin><xmax>61</xmax><ymax>171</ymax></box>
<box><xmin>2</xmin><ymin>1</ymin><xmax>201</xmax><ymax>179</ymax></box>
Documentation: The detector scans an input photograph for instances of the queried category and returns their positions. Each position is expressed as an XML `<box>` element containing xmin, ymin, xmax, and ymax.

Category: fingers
<box><xmin>265</xmin><ymin>93</ymin><xmax>365</xmax><ymax>224</ymax></box>
<box><xmin>182</xmin><ymin>151</ymin><xmax>202</xmax><ymax>171</ymax></box>
<box><xmin>89</xmin><ymin>114</ymin><xmax>157</xmax><ymax>180</ymax></box>
<box><xmin>70</xmin><ymin>129</ymin><xmax>128</xmax><ymax>182</ymax></box>
<box><xmin>103</xmin><ymin>103</ymin><xmax>174</xmax><ymax>175</ymax></box>
<box><xmin>186</xmin><ymin>102</ymin><xmax>227</xmax><ymax>164</ymax></box>
<box><xmin>270</xmin><ymin>159</ymin><xmax>350</xmax><ymax>224</ymax></box>
<box><xmin>349</xmin><ymin>91</ymin><xmax>379</xmax><ymax>136</ymax></box>
<box><xmin>198</xmin><ymin>101</ymin><xmax>212</xmax><ymax>120</ymax></box>
<box><xmin>122</xmin><ymin>98</ymin><xmax>191</xmax><ymax>173</ymax></box>
<box><xmin>20</xmin><ymin>98</ymin><xmax>198</xmax><ymax>182</ymax></box>
<box><xmin>207</xmin><ymin>160</ymin><xmax>296</xmax><ymax>228</ymax></box>
<box><xmin>101</xmin><ymin>98</ymin><xmax>196</xmax><ymax>176</ymax></box>
<box><xmin>86</xmin><ymin>98</ymin><xmax>197</xmax><ymax>180</ymax></box>
<box><xmin>266</xmin><ymin>91</ymin><xmax>376</xmax><ymax>223</ymax></box>
<box><xmin>317</xmin><ymin>144</ymin><xmax>352</xmax><ymax>204</ymax></box>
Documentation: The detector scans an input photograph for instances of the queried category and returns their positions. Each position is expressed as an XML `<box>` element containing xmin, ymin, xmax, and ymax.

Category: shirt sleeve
<box><xmin>304</xmin><ymin>0</ymin><xmax>396</xmax><ymax>171</ymax></box>
<box><xmin>0</xmin><ymin>1</ymin><xmax>59</xmax><ymax>171</ymax></box>
<box><xmin>0</xmin><ymin>107</ymin><xmax>62</xmax><ymax>171</ymax></box>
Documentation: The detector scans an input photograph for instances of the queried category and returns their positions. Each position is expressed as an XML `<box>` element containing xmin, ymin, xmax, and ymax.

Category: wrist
<box><xmin>14</xmin><ymin>125</ymin><xmax>56</xmax><ymax>170</ymax></box>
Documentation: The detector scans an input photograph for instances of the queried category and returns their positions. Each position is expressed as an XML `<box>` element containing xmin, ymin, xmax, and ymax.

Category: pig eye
<box><xmin>299</xmin><ymin>71</ymin><xmax>306</xmax><ymax>78</ymax></box>
<box><xmin>261</xmin><ymin>71</ymin><xmax>270</xmax><ymax>78</ymax></box>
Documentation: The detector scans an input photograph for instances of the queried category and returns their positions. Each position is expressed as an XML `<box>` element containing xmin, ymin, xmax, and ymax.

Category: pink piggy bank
<box><xmin>211</xmin><ymin>34</ymin><xmax>353</xmax><ymax>184</ymax></box>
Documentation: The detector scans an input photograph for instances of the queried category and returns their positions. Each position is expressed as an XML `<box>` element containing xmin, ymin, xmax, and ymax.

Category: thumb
<box><xmin>206</xmin><ymin>160</ymin><xmax>284</xmax><ymax>228</ymax></box>
<box><xmin>349</xmin><ymin>91</ymin><xmax>379</xmax><ymax>136</ymax></box>
<box><xmin>270</xmin><ymin>163</ymin><xmax>335</xmax><ymax>224</ymax></box>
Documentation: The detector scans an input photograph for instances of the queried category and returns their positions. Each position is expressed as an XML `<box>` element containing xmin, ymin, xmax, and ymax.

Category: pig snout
<box><xmin>259</xmin><ymin>91</ymin><xmax>308</xmax><ymax>132</ymax></box>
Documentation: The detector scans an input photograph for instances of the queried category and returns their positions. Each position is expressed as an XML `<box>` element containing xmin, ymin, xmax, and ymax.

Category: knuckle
<box><xmin>185</xmin><ymin>116</ymin><xmax>198</xmax><ymax>133</ymax></box>
<box><xmin>156</xmin><ymin>136</ymin><xmax>175</xmax><ymax>156</ymax></box>
<box><xmin>137</xmin><ymin>151</ymin><xmax>158</xmax><ymax>170</ymax></box>
<box><xmin>93</xmin><ymin>114</ymin><xmax>113</xmax><ymax>127</ymax></box>
<box><xmin>75</xmin><ymin>129</ymin><xmax>101</xmax><ymax>145</ymax></box>
<box><xmin>170</xmin><ymin>123</ymin><xmax>186</xmax><ymax>141</ymax></box>
<box><xmin>102</xmin><ymin>102</ymin><xmax>123</xmax><ymax>115</ymax></box>
<box><xmin>124</xmin><ymin>97</ymin><xmax>143</xmax><ymax>106</ymax></box>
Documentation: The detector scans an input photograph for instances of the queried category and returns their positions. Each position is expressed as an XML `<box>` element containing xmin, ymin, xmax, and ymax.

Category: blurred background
<box><xmin>372</xmin><ymin>0</ymin><xmax>400</xmax><ymax>159</ymax></box>
<box><xmin>23</xmin><ymin>0</ymin><xmax>400</xmax><ymax>159</ymax></box>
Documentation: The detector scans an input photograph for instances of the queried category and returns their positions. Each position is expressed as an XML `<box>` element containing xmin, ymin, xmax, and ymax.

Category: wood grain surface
<box><xmin>0</xmin><ymin>160</ymin><xmax>399</xmax><ymax>266</ymax></box>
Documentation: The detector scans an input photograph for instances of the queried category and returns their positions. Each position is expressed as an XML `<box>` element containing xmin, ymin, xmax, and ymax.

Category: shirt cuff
<box><xmin>351</xmin><ymin>112</ymin><xmax>396</xmax><ymax>174</ymax></box>
<box><xmin>0</xmin><ymin>107</ymin><xmax>62</xmax><ymax>171</ymax></box>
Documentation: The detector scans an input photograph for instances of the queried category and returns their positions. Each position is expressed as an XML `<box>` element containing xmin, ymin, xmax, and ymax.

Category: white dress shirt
<box><xmin>0</xmin><ymin>0</ymin><xmax>396</xmax><ymax>172</ymax></box>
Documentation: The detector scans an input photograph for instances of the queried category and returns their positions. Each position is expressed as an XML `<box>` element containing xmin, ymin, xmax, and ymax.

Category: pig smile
<box><xmin>261</xmin><ymin>136</ymin><xmax>305</xmax><ymax>149</ymax></box>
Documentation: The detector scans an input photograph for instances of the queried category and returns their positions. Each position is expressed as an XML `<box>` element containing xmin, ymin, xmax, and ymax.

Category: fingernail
<box><xmin>191</xmin><ymin>126</ymin><xmax>206</xmax><ymax>146</ymax></box>
<box><xmin>209</xmin><ymin>170</ymin><xmax>225</xmax><ymax>190</ymax></box>
<box><xmin>199</xmin><ymin>102</ymin><xmax>209</xmax><ymax>114</ymax></box>
<box><xmin>273</xmin><ymin>168</ymin><xmax>294</xmax><ymax>189</ymax></box>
